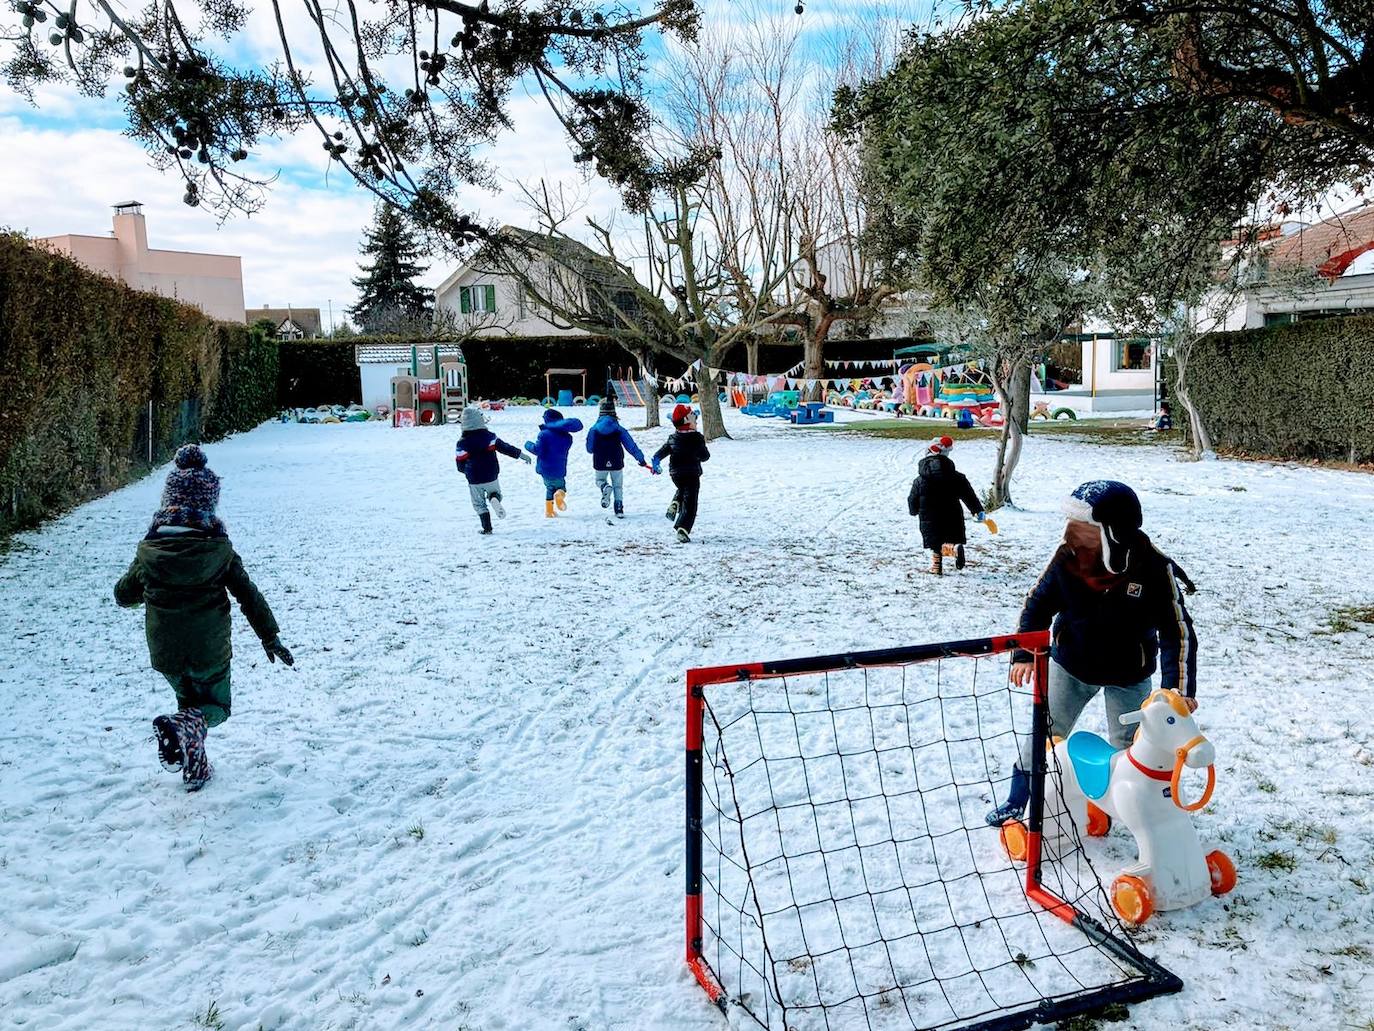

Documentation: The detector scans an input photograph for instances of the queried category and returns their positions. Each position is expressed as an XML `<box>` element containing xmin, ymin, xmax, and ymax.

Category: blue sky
<box><xmin>0</xmin><ymin>1</ymin><xmax>932</xmax><ymax>322</ymax></box>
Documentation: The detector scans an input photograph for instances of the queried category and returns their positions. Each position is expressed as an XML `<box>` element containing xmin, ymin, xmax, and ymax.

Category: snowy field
<box><xmin>1</xmin><ymin>406</ymin><xmax>1372</xmax><ymax>1031</ymax></box>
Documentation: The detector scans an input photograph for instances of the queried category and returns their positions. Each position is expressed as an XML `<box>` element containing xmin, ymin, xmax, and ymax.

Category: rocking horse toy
<box><xmin>1002</xmin><ymin>688</ymin><xmax>1236</xmax><ymax>925</ymax></box>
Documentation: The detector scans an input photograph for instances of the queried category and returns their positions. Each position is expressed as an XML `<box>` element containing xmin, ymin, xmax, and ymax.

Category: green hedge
<box><xmin>1185</xmin><ymin>316</ymin><xmax>1374</xmax><ymax>463</ymax></box>
<box><xmin>278</xmin><ymin>341</ymin><xmax>360</xmax><ymax>407</ymax></box>
<box><xmin>0</xmin><ymin>233</ymin><xmax>278</xmax><ymax>535</ymax></box>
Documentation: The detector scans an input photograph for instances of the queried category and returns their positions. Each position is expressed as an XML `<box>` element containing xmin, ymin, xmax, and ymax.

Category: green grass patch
<box><xmin>193</xmin><ymin>1000</ymin><xmax>225</xmax><ymax>1030</ymax></box>
<box><xmin>1324</xmin><ymin>604</ymin><xmax>1374</xmax><ymax>634</ymax></box>
<box><xmin>1255</xmin><ymin>850</ymin><xmax>1298</xmax><ymax>872</ymax></box>
<box><xmin>1256</xmin><ymin>778</ymin><xmax>1278</xmax><ymax>794</ymax></box>
<box><xmin>828</xmin><ymin>417</ymin><xmax>1178</xmax><ymax>448</ymax></box>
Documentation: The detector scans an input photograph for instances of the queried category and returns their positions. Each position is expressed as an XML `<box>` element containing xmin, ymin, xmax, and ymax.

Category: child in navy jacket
<box><xmin>525</xmin><ymin>409</ymin><xmax>584</xmax><ymax>518</ymax></box>
<box><xmin>652</xmin><ymin>404</ymin><xmax>710</xmax><ymax>543</ymax></box>
<box><xmin>455</xmin><ymin>406</ymin><xmax>530</xmax><ymax>534</ymax></box>
<box><xmin>585</xmin><ymin>396</ymin><xmax>650</xmax><ymax>518</ymax></box>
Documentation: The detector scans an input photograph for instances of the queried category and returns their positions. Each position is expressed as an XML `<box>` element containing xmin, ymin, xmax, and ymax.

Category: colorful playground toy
<box><xmin>1002</xmin><ymin>689</ymin><xmax>1234</xmax><ymax>926</ymax></box>
<box><xmin>789</xmin><ymin>401</ymin><xmax>834</xmax><ymax>426</ymax></box>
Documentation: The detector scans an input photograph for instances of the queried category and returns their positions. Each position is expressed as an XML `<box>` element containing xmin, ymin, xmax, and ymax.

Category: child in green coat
<box><xmin>114</xmin><ymin>444</ymin><xmax>293</xmax><ymax>791</ymax></box>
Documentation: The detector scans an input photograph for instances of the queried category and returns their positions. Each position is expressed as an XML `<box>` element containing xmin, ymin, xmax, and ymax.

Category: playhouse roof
<box><xmin>354</xmin><ymin>343</ymin><xmax>464</xmax><ymax>365</ymax></box>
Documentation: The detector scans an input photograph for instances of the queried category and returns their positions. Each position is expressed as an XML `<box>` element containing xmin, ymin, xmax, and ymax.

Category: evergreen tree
<box><xmin>349</xmin><ymin>206</ymin><xmax>433</xmax><ymax>334</ymax></box>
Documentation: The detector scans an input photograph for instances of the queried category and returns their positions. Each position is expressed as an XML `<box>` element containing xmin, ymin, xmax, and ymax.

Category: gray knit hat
<box><xmin>150</xmin><ymin>444</ymin><xmax>224</xmax><ymax>535</ymax></box>
<box><xmin>599</xmin><ymin>395</ymin><xmax>617</xmax><ymax>416</ymax></box>
<box><xmin>460</xmin><ymin>406</ymin><xmax>487</xmax><ymax>431</ymax></box>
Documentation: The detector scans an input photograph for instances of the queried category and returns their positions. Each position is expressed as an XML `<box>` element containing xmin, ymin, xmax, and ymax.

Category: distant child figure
<box><xmin>1151</xmin><ymin>402</ymin><xmax>1173</xmax><ymax>432</ymax></box>
<box><xmin>524</xmin><ymin>409</ymin><xmax>584</xmax><ymax>518</ymax></box>
<box><xmin>455</xmin><ymin>406</ymin><xmax>531</xmax><ymax>534</ymax></box>
<box><xmin>652</xmin><ymin>403</ymin><xmax>711</xmax><ymax>543</ymax></box>
<box><xmin>114</xmin><ymin>444</ymin><xmax>293</xmax><ymax>792</ymax></box>
<box><xmin>908</xmin><ymin>435</ymin><xmax>984</xmax><ymax>575</ymax></box>
<box><xmin>585</xmin><ymin>396</ymin><xmax>651</xmax><ymax>519</ymax></box>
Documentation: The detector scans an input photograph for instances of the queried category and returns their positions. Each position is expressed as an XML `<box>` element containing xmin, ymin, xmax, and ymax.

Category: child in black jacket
<box><xmin>455</xmin><ymin>407</ymin><xmax>531</xmax><ymax>534</ymax></box>
<box><xmin>652</xmin><ymin>404</ymin><xmax>710</xmax><ymax>543</ymax></box>
<box><xmin>908</xmin><ymin>435</ymin><xmax>983</xmax><ymax>575</ymax></box>
<box><xmin>985</xmin><ymin>480</ymin><xmax>1199</xmax><ymax>827</ymax></box>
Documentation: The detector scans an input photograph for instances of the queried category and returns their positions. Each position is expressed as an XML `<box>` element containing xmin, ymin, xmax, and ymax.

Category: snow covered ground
<box><xmin>1</xmin><ymin>407</ymin><xmax>1372</xmax><ymax>1031</ymax></box>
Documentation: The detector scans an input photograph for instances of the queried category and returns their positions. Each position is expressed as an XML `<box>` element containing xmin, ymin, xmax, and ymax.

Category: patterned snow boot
<box><xmin>929</xmin><ymin>550</ymin><xmax>943</xmax><ymax>576</ymax></box>
<box><xmin>166</xmin><ymin>709</ymin><xmax>213</xmax><ymax>791</ymax></box>
<box><xmin>554</xmin><ymin>488</ymin><xmax>567</xmax><ymax>511</ymax></box>
<box><xmin>614</xmin><ymin>501</ymin><xmax>624</xmax><ymax>519</ymax></box>
<box><xmin>601</xmin><ymin>481</ymin><xmax>613</xmax><ymax>509</ymax></box>
<box><xmin>152</xmin><ymin>715</ymin><xmax>182</xmax><ymax>771</ymax></box>
<box><xmin>985</xmin><ymin>766</ymin><xmax>1030</xmax><ymax>827</ymax></box>
<box><xmin>478</xmin><ymin>512</ymin><xmax>493</xmax><ymax>535</ymax></box>
<box><xmin>665</xmin><ymin>497</ymin><xmax>679</xmax><ymax>521</ymax></box>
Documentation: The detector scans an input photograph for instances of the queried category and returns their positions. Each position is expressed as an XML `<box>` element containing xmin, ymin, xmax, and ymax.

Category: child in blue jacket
<box><xmin>585</xmin><ymin>396</ymin><xmax>651</xmax><ymax>518</ymax></box>
<box><xmin>525</xmin><ymin>409</ymin><xmax>584</xmax><ymax>517</ymax></box>
<box><xmin>455</xmin><ymin>406</ymin><xmax>530</xmax><ymax>534</ymax></box>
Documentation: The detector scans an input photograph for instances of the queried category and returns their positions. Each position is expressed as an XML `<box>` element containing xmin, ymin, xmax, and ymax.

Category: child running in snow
<box><xmin>525</xmin><ymin>408</ymin><xmax>584</xmax><ymax>518</ymax></box>
<box><xmin>114</xmin><ymin>444</ymin><xmax>293</xmax><ymax>792</ymax></box>
<box><xmin>585</xmin><ymin>396</ymin><xmax>651</xmax><ymax>519</ymax></box>
<box><xmin>455</xmin><ymin>406</ymin><xmax>531</xmax><ymax>534</ymax></box>
<box><xmin>907</xmin><ymin>435</ymin><xmax>984</xmax><ymax>575</ymax></box>
<box><xmin>652</xmin><ymin>403</ymin><xmax>710</xmax><ymax>543</ymax></box>
<box><xmin>985</xmin><ymin>480</ymin><xmax>1199</xmax><ymax>827</ymax></box>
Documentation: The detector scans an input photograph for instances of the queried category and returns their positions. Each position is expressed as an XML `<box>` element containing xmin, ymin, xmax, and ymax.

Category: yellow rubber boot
<box><xmin>554</xmin><ymin>488</ymin><xmax>567</xmax><ymax>511</ymax></box>
<box><xmin>545</xmin><ymin>499</ymin><xmax>556</xmax><ymax>518</ymax></box>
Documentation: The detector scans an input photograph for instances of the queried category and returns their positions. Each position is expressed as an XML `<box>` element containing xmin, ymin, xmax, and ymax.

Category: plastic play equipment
<box><xmin>1001</xmin><ymin>689</ymin><xmax>1234</xmax><ymax>926</ymax></box>
<box><xmin>789</xmin><ymin>400</ymin><xmax>834</xmax><ymax>425</ymax></box>
<box><xmin>391</xmin><ymin>344</ymin><xmax>467</xmax><ymax>427</ymax></box>
<box><xmin>545</xmin><ymin>369</ymin><xmax>587</xmax><ymax>409</ymax></box>
<box><xmin>609</xmin><ymin>377</ymin><xmax>656</xmax><ymax>407</ymax></box>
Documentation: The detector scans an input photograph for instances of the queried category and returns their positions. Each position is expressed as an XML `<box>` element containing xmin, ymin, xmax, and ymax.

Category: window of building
<box><xmin>459</xmin><ymin>283</ymin><xmax>498</xmax><ymax>314</ymax></box>
<box><xmin>1263</xmin><ymin>312</ymin><xmax>1295</xmax><ymax>327</ymax></box>
<box><xmin>1114</xmin><ymin>339</ymin><xmax>1150</xmax><ymax>371</ymax></box>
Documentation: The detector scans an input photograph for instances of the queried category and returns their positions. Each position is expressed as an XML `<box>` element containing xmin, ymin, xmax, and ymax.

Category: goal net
<box><xmin>685</xmin><ymin>632</ymin><xmax>1181</xmax><ymax>1031</ymax></box>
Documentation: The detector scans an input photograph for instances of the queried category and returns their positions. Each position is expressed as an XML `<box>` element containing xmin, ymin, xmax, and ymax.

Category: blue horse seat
<box><xmin>1066</xmin><ymin>731</ymin><xmax>1118</xmax><ymax>801</ymax></box>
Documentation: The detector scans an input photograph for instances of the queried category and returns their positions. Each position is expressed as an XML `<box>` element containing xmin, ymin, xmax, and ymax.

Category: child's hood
<box><xmin>590</xmin><ymin>414</ymin><xmax>621</xmax><ymax>435</ymax></box>
<box><xmin>541</xmin><ymin>416</ymin><xmax>584</xmax><ymax>435</ymax></box>
<box><xmin>917</xmin><ymin>453</ymin><xmax>957</xmax><ymax>479</ymax></box>
<box><xmin>135</xmin><ymin>534</ymin><xmax>234</xmax><ymax>585</ymax></box>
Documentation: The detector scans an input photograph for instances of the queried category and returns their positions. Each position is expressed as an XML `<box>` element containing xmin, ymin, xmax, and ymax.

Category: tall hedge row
<box><xmin>0</xmin><ymin>234</ymin><xmax>278</xmax><ymax>535</ymax></box>
<box><xmin>1185</xmin><ymin>316</ymin><xmax>1374</xmax><ymax>464</ymax></box>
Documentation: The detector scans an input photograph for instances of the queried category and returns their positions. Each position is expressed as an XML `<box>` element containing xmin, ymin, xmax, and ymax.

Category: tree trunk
<box><xmin>988</xmin><ymin>355</ymin><xmax>1033</xmax><ymax>509</ymax></box>
<box><xmin>697</xmin><ymin>370</ymin><xmax>729</xmax><ymax>441</ymax></box>
<box><xmin>802</xmin><ymin>315</ymin><xmax>835</xmax><ymax>401</ymax></box>
<box><xmin>1171</xmin><ymin>344</ymin><xmax>1213</xmax><ymax>460</ymax></box>
<box><xmin>746</xmin><ymin>339</ymin><xmax>760</xmax><ymax>376</ymax></box>
<box><xmin>636</xmin><ymin>349</ymin><xmax>661</xmax><ymax>430</ymax></box>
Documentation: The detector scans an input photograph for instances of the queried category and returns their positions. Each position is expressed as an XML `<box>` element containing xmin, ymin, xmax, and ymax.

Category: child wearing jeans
<box><xmin>455</xmin><ymin>406</ymin><xmax>531</xmax><ymax>534</ymax></box>
<box><xmin>585</xmin><ymin>396</ymin><xmax>650</xmax><ymax>518</ymax></box>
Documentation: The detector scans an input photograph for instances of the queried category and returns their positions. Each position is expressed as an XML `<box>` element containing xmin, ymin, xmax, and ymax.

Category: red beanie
<box><xmin>672</xmin><ymin>403</ymin><xmax>693</xmax><ymax>427</ymax></box>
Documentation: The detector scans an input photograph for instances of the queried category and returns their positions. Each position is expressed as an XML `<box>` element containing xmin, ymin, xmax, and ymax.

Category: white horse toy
<box><xmin>1006</xmin><ymin>688</ymin><xmax>1236</xmax><ymax>925</ymax></box>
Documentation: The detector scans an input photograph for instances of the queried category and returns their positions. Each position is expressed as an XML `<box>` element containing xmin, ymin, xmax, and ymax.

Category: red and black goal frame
<box><xmin>684</xmin><ymin>630</ymin><xmax>1183</xmax><ymax>1030</ymax></box>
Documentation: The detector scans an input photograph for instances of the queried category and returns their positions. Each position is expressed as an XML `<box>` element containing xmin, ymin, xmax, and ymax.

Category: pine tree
<box><xmin>349</xmin><ymin>206</ymin><xmax>433</xmax><ymax>334</ymax></box>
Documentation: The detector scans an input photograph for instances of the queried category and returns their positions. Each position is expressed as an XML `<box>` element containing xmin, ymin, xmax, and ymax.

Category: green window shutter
<box><xmin>460</xmin><ymin>286</ymin><xmax>471</xmax><ymax>314</ymax></box>
<box><xmin>484</xmin><ymin>284</ymin><xmax>497</xmax><ymax>312</ymax></box>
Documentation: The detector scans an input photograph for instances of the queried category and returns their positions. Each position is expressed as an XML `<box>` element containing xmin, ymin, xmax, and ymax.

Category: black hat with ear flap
<box><xmin>1062</xmin><ymin>480</ymin><xmax>1143</xmax><ymax>574</ymax></box>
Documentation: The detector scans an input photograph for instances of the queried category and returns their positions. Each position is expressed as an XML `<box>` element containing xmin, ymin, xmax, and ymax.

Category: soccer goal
<box><xmin>684</xmin><ymin>632</ymin><xmax>1182</xmax><ymax>1031</ymax></box>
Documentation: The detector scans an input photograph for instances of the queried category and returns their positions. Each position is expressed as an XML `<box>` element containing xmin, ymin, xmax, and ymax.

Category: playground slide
<box><xmin>611</xmin><ymin>379</ymin><xmax>651</xmax><ymax>407</ymax></box>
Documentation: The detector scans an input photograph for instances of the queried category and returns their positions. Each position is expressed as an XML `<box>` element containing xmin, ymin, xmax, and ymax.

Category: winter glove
<box><xmin>264</xmin><ymin>637</ymin><xmax>294</xmax><ymax>666</ymax></box>
<box><xmin>524</xmin><ymin>441</ymin><xmax>537</xmax><ymax>454</ymax></box>
<box><xmin>975</xmin><ymin>512</ymin><xmax>985</xmax><ymax>523</ymax></box>
<box><xmin>520</xmin><ymin>453</ymin><xmax>533</xmax><ymax>465</ymax></box>
<box><xmin>651</xmin><ymin>457</ymin><xmax>662</xmax><ymax>474</ymax></box>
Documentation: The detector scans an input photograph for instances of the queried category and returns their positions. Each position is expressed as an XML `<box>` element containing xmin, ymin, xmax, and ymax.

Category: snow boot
<box><xmin>929</xmin><ymin>550</ymin><xmax>943</xmax><ymax>576</ymax></box>
<box><xmin>554</xmin><ymin>488</ymin><xmax>567</xmax><ymax>511</ymax></box>
<box><xmin>614</xmin><ymin>501</ymin><xmax>624</xmax><ymax>519</ymax></box>
<box><xmin>955</xmin><ymin>545</ymin><xmax>966</xmax><ymax>570</ymax></box>
<box><xmin>985</xmin><ymin>767</ymin><xmax>1030</xmax><ymax>827</ymax></box>
<box><xmin>677</xmin><ymin>526</ymin><xmax>691</xmax><ymax>544</ymax></box>
<box><xmin>545</xmin><ymin>499</ymin><xmax>556</xmax><ymax>518</ymax></box>
<box><xmin>665</xmin><ymin>497</ymin><xmax>679</xmax><ymax>521</ymax></box>
<box><xmin>489</xmin><ymin>494</ymin><xmax>505</xmax><ymax>519</ymax></box>
<box><xmin>152</xmin><ymin>715</ymin><xmax>182</xmax><ymax>771</ymax></box>
<box><xmin>478</xmin><ymin>512</ymin><xmax>493</xmax><ymax>535</ymax></box>
<box><xmin>601</xmin><ymin>481</ymin><xmax>613</xmax><ymax>509</ymax></box>
<box><xmin>169</xmin><ymin>709</ymin><xmax>213</xmax><ymax>791</ymax></box>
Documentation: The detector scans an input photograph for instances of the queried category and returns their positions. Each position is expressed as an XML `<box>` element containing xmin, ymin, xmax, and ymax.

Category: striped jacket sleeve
<box><xmin>1153</xmin><ymin>550</ymin><xmax>1198</xmax><ymax>697</ymax></box>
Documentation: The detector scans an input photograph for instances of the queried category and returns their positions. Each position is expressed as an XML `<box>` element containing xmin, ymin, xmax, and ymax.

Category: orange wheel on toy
<box><xmin>1111</xmin><ymin>874</ymin><xmax>1154</xmax><ymax>925</ymax></box>
<box><xmin>1206</xmin><ymin>850</ymin><xmax>1237</xmax><ymax>896</ymax></box>
<box><xmin>1000</xmin><ymin>820</ymin><xmax>1029</xmax><ymax>862</ymax></box>
<box><xmin>1085</xmin><ymin>803</ymin><xmax>1112</xmax><ymax>837</ymax></box>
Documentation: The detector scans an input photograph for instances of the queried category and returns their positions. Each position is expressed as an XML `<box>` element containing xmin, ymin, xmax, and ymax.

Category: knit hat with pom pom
<box><xmin>150</xmin><ymin>444</ymin><xmax>225</xmax><ymax>535</ymax></box>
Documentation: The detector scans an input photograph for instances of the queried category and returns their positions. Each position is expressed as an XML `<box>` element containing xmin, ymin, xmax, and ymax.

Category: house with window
<box><xmin>245</xmin><ymin>306</ymin><xmax>324</xmax><ymax>339</ymax></box>
<box><xmin>433</xmin><ymin>228</ymin><xmax>601</xmax><ymax>338</ymax></box>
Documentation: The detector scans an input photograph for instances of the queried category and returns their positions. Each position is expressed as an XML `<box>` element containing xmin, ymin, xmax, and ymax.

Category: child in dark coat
<box><xmin>907</xmin><ymin>436</ymin><xmax>983</xmax><ymax>575</ymax></box>
<box><xmin>524</xmin><ymin>409</ymin><xmax>584</xmax><ymax>518</ymax></box>
<box><xmin>114</xmin><ymin>444</ymin><xmax>293</xmax><ymax>791</ymax></box>
<box><xmin>652</xmin><ymin>403</ymin><xmax>710</xmax><ymax>543</ymax></box>
<box><xmin>455</xmin><ymin>406</ymin><xmax>531</xmax><ymax>534</ymax></box>
<box><xmin>985</xmin><ymin>480</ymin><xmax>1199</xmax><ymax>827</ymax></box>
<box><xmin>585</xmin><ymin>396</ymin><xmax>650</xmax><ymax>518</ymax></box>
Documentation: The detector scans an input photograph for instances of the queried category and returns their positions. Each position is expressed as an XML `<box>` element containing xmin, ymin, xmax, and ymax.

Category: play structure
<box><xmin>544</xmin><ymin>368</ymin><xmax>587</xmax><ymax>408</ymax></box>
<box><xmin>1001</xmin><ymin>688</ymin><xmax>1235</xmax><ymax>926</ymax></box>
<box><xmin>789</xmin><ymin>400</ymin><xmax>834</xmax><ymax>425</ymax></box>
<box><xmin>889</xmin><ymin>344</ymin><xmax>1004</xmax><ymax>423</ymax></box>
<box><xmin>390</xmin><ymin>344</ymin><xmax>467</xmax><ymax>427</ymax></box>
<box><xmin>608</xmin><ymin>376</ymin><xmax>655</xmax><ymax>407</ymax></box>
<box><xmin>740</xmin><ymin>390</ymin><xmax>801</xmax><ymax>419</ymax></box>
